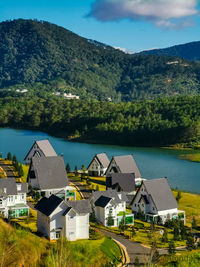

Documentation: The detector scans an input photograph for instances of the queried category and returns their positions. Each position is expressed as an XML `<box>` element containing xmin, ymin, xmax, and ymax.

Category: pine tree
<box><xmin>7</xmin><ymin>152</ymin><xmax>12</xmax><ymax>160</ymax></box>
<box><xmin>192</xmin><ymin>217</ymin><xmax>197</xmax><ymax>229</ymax></box>
<box><xmin>18</xmin><ymin>163</ymin><xmax>24</xmax><ymax>177</ymax></box>
<box><xmin>168</xmin><ymin>240</ymin><xmax>175</xmax><ymax>254</ymax></box>
<box><xmin>66</xmin><ymin>163</ymin><xmax>70</xmax><ymax>173</ymax></box>
<box><xmin>176</xmin><ymin>191</ymin><xmax>182</xmax><ymax>203</ymax></box>
<box><xmin>12</xmin><ymin>154</ymin><xmax>17</xmax><ymax>162</ymax></box>
<box><xmin>162</xmin><ymin>228</ymin><xmax>168</xmax><ymax>243</ymax></box>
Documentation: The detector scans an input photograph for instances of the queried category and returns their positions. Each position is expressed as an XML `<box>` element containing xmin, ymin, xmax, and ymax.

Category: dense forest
<box><xmin>139</xmin><ymin>41</ymin><xmax>200</xmax><ymax>61</ymax></box>
<box><xmin>1</xmin><ymin>95</ymin><xmax>200</xmax><ymax>147</ymax></box>
<box><xmin>0</xmin><ymin>19</ymin><xmax>200</xmax><ymax>101</ymax></box>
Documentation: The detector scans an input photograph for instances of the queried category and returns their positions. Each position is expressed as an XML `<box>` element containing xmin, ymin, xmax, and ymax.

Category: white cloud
<box><xmin>114</xmin><ymin>46</ymin><xmax>133</xmax><ymax>54</ymax></box>
<box><xmin>89</xmin><ymin>0</ymin><xmax>198</xmax><ymax>29</ymax></box>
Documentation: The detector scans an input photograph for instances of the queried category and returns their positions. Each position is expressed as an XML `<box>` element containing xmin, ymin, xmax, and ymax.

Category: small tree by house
<box><xmin>18</xmin><ymin>163</ymin><xmax>24</xmax><ymax>177</ymax></box>
<box><xmin>161</xmin><ymin>228</ymin><xmax>168</xmax><ymax>243</ymax></box>
<box><xmin>66</xmin><ymin>163</ymin><xmax>71</xmax><ymax>173</ymax></box>
<box><xmin>173</xmin><ymin>226</ymin><xmax>180</xmax><ymax>241</ymax></box>
<box><xmin>81</xmin><ymin>164</ymin><xmax>86</xmax><ymax>172</ymax></box>
<box><xmin>192</xmin><ymin>217</ymin><xmax>197</xmax><ymax>230</ymax></box>
<box><xmin>7</xmin><ymin>152</ymin><xmax>12</xmax><ymax>160</ymax></box>
<box><xmin>134</xmin><ymin>257</ymin><xmax>140</xmax><ymax>266</ymax></box>
<box><xmin>176</xmin><ymin>191</ymin><xmax>182</xmax><ymax>203</ymax></box>
<box><xmin>168</xmin><ymin>240</ymin><xmax>175</xmax><ymax>254</ymax></box>
<box><xmin>107</xmin><ymin>210</ymin><xmax>114</xmax><ymax>227</ymax></box>
<box><xmin>74</xmin><ymin>166</ymin><xmax>78</xmax><ymax>176</ymax></box>
<box><xmin>12</xmin><ymin>155</ymin><xmax>17</xmax><ymax>163</ymax></box>
<box><xmin>118</xmin><ymin>214</ymin><xmax>126</xmax><ymax>232</ymax></box>
<box><xmin>89</xmin><ymin>205</ymin><xmax>96</xmax><ymax>223</ymax></box>
<box><xmin>186</xmin><ymin>235</ymin><xmax>195</xmax><ymax>251</ymax></box>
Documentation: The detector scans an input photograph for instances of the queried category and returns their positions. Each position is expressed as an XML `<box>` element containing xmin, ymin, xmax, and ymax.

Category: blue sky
<box><xmin>1</xmin><ymin>0</ymin><xmax>200</xmax><ymax>52</ymax></box>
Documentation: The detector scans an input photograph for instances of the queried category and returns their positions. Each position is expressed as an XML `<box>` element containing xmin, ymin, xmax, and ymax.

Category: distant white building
<box><xmin>63</xmin><ymin>93</ymin><xmax>79</xmax><ymax>100</ymax></box>
<box><xmin>27</xmin><ymin>156</ymin><xmax>76</xmax><ymax>201</ymax></box>
<box><xmin>24</xmin><ymin>139</ymin><xmax>57</xmax><ymax>164</ymax></box>
<box><xmin>131</xmin><ymin>178</ymin><xmax>185</xmax><ymax>224</ymax></box>
<box><xmin>0</xmin><ymin>179</ymin><xmax>29</xmax><ymax>218</ymax></box>
<box><xmin>90</xmin><ymin>190</ymin><xmax>134</xmax><ymax>227</ymax></box>
<box><xmin>87</xmin><ymin>153</ymin><xmax>110</xmax><ymax>177</ymax></box>
<box><xmin>16</xmin><ymin>89</ymin><xmax>28</xmax><ymax>93</ymax></box>
<box><xmin>35</xmin><ymin>194</ymin><xmax>90</xmax><ymax>241</ymax></box>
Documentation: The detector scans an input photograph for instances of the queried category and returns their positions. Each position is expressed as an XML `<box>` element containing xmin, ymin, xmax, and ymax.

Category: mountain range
<box><xmin>139</xmin><ymin>41</ymin><xmax>200</xmax><ymax>61</ymax></box>
<box><xmin>0</xmin><ymin>19</ymin><xmax>200</xmax><ymax>101</ymax></box>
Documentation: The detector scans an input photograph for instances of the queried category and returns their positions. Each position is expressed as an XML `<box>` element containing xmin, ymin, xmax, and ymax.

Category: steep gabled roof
<box><xmin>110</xmin><ymin>173</ymin><xmax>136</xmax><ymax>192</ymax></box>
<box><xmin>143</xmin><ymin>178</ymin><xmax>178</xmax><ymax>211</ymax></box>
<box><xmin>66</xmin><ymin>200</ymin><xmax>91</xmax><ymax>214</ymax></box>
<box><xmin>92</xmin><ymin>190</ymin><xmax>127</xmax><ymax>204</ymax></box>
<box><xmin>30</xmin><ymin>156</ymin><xmax>69</xmax><ymax>190</ymax></box>
<box><xmin>87</xmin><ymin>153</ymin><xmax>110</xmax><ymax>169</ymax></box>
<box><xmin>95</xmin><ymin>153</ymin><xmax>110</xmax><ymax>168</ymax></box>
<box><xmin>35</xmin><ymin>194</ymin><xmax>63</xmax><ymax>216</ymax></box>
<box><xmin>106</xmin><ymin>155</ymin><xmax>141</xmax><ymax>178</ymax></box>
<box><xmin>94</xmin><ymin>196</ymin><xmax>112</xmax><ymax>208</ymax></box>
<box><xmin>36</xmin><ymin>140</ymin><xmax>57</xmax><ymax>157</ymax></box>
<box><xmin>24</xmin><ymin>139</ymin><xmax>57</xmax><ymax>160</ymax></box>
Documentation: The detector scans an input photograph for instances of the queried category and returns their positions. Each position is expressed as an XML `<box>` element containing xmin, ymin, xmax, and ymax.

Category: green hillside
<box><xmin>139</xmin><ymin>41</ymin><xmax>200</xmax><ymax>61</ymax></box>
<box><xmin>0</xmin><ymin>19</ymin><xmax>200</xmax><ymax>101</ymax></box>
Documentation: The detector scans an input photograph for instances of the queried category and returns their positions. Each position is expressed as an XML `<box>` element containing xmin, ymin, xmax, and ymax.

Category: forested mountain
<box><xmin>1</xmin><ymin>19</ymin><xmax>200</xmax><ymax>101</ymax></box>
<box><xmin>139</xmin><ymin>41</ymin><xmax>200</xmax><ymax>61</ymax></box>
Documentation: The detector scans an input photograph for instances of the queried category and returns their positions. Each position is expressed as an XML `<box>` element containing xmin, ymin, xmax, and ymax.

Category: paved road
<box><xmin>68</xmin><ymin>178</ymin><xmax>92</xmax><ymax>199</ymax></box>
<box><xmin>99</xmin><ymin>228</ymin><xmax>151</xmax><ymax>265</ymax></box>
<box><xmin>0</xmin><ymin>161</ymin><xmax>16</xmax><ymax>178</ymax></box>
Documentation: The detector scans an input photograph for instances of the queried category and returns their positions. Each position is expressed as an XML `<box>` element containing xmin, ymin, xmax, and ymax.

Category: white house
<box><xmin>131</xmin><ymin>178</ymin><xmax>185</xmax><ymax>224</ymax></box>
<box><xmin>24</xmin><ymin>139</ymin><xmax>57</xmax><ymax>164</ymax></box>
<box><xmin>90</xmin><ymin>190</ymin><xmax>134</xmax><ymax>227</ymax></box>
<box><xmin>0</xmin><ymin>179</ymin><xmax>29</xmax><ymax>218</ymax></box>
<box><xmin>35</xmin><ymin>194</ymin><xmax>90</xmax><ymax>241</ymax></box>
<box><xmin>87</xmin><ymin>153</ymin><xmax>110</xmax><ymax>177</ymax></box>
<box><xmin>27</xmin><ymin>156</ymin><xmax>76</xmax><ymax>201</ymax></box>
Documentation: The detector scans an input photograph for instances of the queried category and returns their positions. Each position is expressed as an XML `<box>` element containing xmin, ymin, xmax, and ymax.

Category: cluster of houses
<box><xmin>0</xmin><ymin>139</ymin><xmax>185</xmax><ymax>242</ymax></box>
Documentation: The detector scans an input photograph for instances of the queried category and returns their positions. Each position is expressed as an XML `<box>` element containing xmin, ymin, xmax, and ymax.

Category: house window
<box><xmin>142</xmin><ymin>204</ymin><xmax>144</xmax><ymax>207</ymax></box>
<box><xmin>0</xmin><ymin>199</ymin><xmax>2</xmax><ymax>205</ymax></box>
<box><xmin>153</xmin><ymin>207</ymin><xmax>155</xmax><ymax>211</ymax></box>
<box><xmin>15</xmin><ymin>196</ymin><xmax>17</xmax><ymax>200</ymax></box>
<box><xmin>135</xmin><ymin>204</ymin><xmax>136</xmax><ymax>207</ymax></box>
<box><xmin>55</xmin><ymin>231</ymin><xmax>61</xmax><ymax>239</ymax></box>
<box><xmin>21</xmin><ymin>194</ymin><xmax>24</xmax><ymax>200</ymax></box>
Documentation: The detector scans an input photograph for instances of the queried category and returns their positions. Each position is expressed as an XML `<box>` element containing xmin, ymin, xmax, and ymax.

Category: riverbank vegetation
<box><xmin>1</xmin><ymin>95</ymin><xmax>200</xmax><ymax>148</ymax></box>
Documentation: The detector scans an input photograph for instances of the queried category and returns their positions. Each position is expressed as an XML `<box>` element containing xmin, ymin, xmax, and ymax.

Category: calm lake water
<box><xmin>0</xmin><ymin>128</ymin><xmax>200</xmax><ymax>194</ymax></box>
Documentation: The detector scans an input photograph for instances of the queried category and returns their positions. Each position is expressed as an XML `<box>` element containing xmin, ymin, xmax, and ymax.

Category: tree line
<box><xmin>1</xmin><ymin>95</ymin><xmax>200</xmax><ymax>147</ymax></box>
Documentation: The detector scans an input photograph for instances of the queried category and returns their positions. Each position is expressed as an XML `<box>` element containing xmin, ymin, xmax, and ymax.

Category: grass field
<box><xmin>179</xmin><ymin>153</ymin><xmax>200</xmax><ymax>163</ymax></box>
<box><xmin>173</xmin><ymin>190</ymin><xmax>200</xmax><ymax>226</ymax></box>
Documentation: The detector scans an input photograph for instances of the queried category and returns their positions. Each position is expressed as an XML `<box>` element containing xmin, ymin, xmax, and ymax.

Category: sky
<box><xmin>0</xmin><ymin>0</ymin><xmax>200</xmax><ymax>52</ymax></box>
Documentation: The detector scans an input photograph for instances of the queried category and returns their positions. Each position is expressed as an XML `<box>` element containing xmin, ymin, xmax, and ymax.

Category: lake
<box><xmin>0</xmin><ymin>128</ymin><xmax>200</xmax><ymax>193</ymax></box>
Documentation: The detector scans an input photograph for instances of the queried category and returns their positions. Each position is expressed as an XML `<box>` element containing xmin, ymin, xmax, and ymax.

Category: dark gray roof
<box><xmin>143</xmin><ymin>178</ymin><xmax>178</xmax><ymax>211</ymax></box>
<box><xmin>35</xmin><ymin>194</ymin><xmax>63</xmax><ymax>216</ymax></box>
<box><xmin>36</xmin><ymin>140</ymin><xmax>57</xmax><ymax>157</ymax></box>
<box><xmin>92</xmin><ymin>190</ymin><xmax>127</xmax><ymax>204</ymax></box>
<box><xmin>95</xmin><ymin>196</ymin><xmax>112</xmax><ymax>208</ymax></box>
<box><xmin>110</xmin><ymin>173</ymin><xmax>136</xmax><ymax>193</ymax></box>
<box><xmin>30</xmin><ymin>156</ymin><xmax>69</xmax><ymax>190</ymax></box>
<box><xmin>96</xmin><ymin>153</ymin><xmax>110</xmax><ymax>168</ymax></box>
<box><xmin>113</xmin><ymin>155</ymin><xmax>141</xmax><ymax>178</ymax></box>
<box><xmin>66</xmin><ymin>200</ymin><xmax>91</xmax><ymax>214</ymax></box>
<box><xmin>0</xmin><ymin>179</ymin><xmax>28</xmax><ymax>195</ymax></box>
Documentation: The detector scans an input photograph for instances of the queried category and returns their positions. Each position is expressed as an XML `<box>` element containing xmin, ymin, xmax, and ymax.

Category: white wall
<box><xmin>37</xmin><ymin>211</ymin><xmax>50</xmax><ymax>237</ymax></box>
